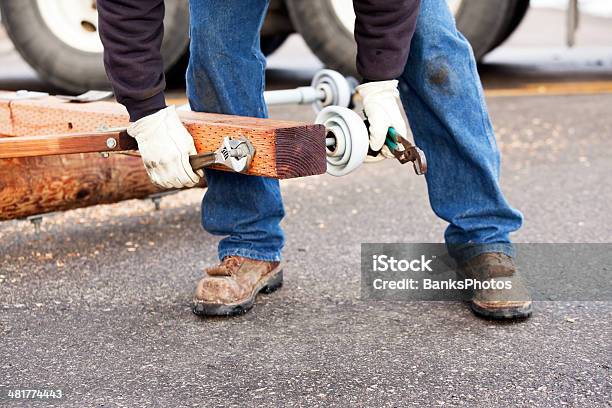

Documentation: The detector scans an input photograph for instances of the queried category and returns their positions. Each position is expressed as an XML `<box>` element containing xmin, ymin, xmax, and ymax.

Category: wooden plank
<box><xmin>0</xmin><ymin>93</ymin><xmax>327</xmax><ymax>179</ymax></box>
<box><xmin>0</xmin><ymin>131</ymin><xmax>137</xmax><ymax>158</ymax></box>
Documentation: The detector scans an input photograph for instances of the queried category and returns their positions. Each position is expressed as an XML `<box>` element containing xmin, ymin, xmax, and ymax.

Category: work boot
<box><xmin>192</xmin><ymin>256</ymin><xmax>283</xmax><ymax>317</ymax></box>
<box><xmin>457</xmin><ymin>253</ymin><xmax>532</xmax><ymax>320</ymax></box>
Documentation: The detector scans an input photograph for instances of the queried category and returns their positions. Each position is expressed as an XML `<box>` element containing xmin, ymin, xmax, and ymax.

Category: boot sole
<box><xmin>455</xmin><ymin>271</ymin><xmax>533</xmax><ymax>320</ymax></box>
<box><xmin>192</xmin><ymin>269</ymin><xmax>283</xmax><ymax>317</ymax></box>
<box><xmin>469</xmin><ymin>300</ymin><xmax>533</xmax><ymax>320</ymax></box>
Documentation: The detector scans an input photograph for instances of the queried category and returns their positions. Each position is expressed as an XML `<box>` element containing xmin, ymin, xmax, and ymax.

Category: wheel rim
<box><xmin>328</xmin><ymin>0</ymin><xmax>463</xmax><ymax>35</ymax></box>
<box><xmin>36</xmin><ymin>0</ymin><xmax>103</xmax><ymax>53</ymax></box>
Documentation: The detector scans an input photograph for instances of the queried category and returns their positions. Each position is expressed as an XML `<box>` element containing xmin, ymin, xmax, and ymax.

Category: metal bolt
<box><xmin>106</xmin><ymin>137</ymin><xmax>118</xmax><ymax>149</ymax></box>
<box><xmin>28</xmin><ymin>215</ymin><xmax>43</xmax><ymax>240</ymax></box>
<box><xmin>152</xmin><ymin>196</ymin><xmax>162</xmax><ymax>211</ymax></box>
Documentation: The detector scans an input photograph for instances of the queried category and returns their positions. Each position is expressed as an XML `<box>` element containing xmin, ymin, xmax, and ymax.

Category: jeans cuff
<box><xmin>446</xmin><ymin>243</ymin><xmax>515</xmax><ymax>264</ymax></box>
<box><xmin>218</xmin><ymin>248</ymin><xmax>282</xmax><ymax>263</ymax></box>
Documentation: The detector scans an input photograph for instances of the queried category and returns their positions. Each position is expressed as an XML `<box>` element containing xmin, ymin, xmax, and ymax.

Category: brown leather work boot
<box><xmin>457</xmin><ymin>253</ymin><xmax>532</xmax><ymax>320</ymax></box>
<box><xmin>192</xmin><ymin>256</ymin><xmax>283</xmax><ymax>317</ymax></box>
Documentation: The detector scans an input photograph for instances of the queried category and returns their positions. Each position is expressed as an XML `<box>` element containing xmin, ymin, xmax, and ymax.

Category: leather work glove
<box><xmin>127</xmin><ymin>105</ymin><xmax>202</xmax><ymax>189</ymax></box>
<box><xmin>356</xmin><ymin>80</ymin><xmax>409</xmax><ymax>161</ymax></box>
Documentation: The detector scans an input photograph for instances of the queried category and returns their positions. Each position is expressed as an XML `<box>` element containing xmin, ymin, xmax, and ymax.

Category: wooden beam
<box><xmin>0</xmin><ymin>93</ymin><xmax>327</xmax><ymax>179</ymax></box>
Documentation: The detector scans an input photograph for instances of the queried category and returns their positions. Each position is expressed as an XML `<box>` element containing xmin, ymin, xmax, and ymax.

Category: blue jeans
<box><xmin>398</xmin><ymin>0</ymin><xmax>523</xmax><ymax>261</ymax></box>
<box><xmin>187</xmin><ymin>0</ymin><xmax>284</xmax><ymax>262</ymax></box>
<box><xmin>186</xmin><ymin>0</ymin><xmax>522</xmax><ymax>264</ymax></box>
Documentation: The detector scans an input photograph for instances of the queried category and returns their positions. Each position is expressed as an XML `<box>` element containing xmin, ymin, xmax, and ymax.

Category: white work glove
<box><xmin>356</xmin><ymin>80</ymin><xmax>409</xmax><ymax>161</ymax></box>
<box><xmin>127</xmin><ymin>105</ymin><xmax>202</xmax><ymax>189</ymax></box>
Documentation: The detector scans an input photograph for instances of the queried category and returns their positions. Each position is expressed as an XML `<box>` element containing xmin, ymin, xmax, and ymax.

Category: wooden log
<box><xmin>0</xmin><ymin>154</ymin><xmax>165</xmax><ymax>222</ymax></box>
<box><xmin>0</xmin><ymin>97</ymin><xmax>166</xmax><ymax>221</ymax></box>
<box><xmin>0</xmin><ymin>93</ymin><xmax>327</xmax><ymax>179</ymax></box>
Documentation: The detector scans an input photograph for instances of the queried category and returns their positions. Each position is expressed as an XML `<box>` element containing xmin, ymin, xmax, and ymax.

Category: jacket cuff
<box><xmin>357</xmin><ymin>50</ymin><xmax>409</xmax><ymax>82</ymax></box>
<box><xmin>123</xmin><ymin>92</ymin><xmax>167</xmax><ymax>122</ymax></box>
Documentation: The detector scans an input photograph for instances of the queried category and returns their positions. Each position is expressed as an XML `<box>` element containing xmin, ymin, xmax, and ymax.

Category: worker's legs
<box><xmin>186</xmin><ymin>0</ymin><xmax>284</xmax><ymax>262</ymax></box>
<box><xmin>398</xmin><ymin>0</ymin><xmax>523</xmax><ymax>263</ymax></box>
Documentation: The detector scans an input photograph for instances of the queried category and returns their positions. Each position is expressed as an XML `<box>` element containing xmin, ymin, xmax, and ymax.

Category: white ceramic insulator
<box><xmin>311</xmin><ymin>69</ymin><xmax>353</xmax><ymax>113</ymax></box>
<box><xmin>315</xmin><ymin>106</ymin><xmax>369</xmax><ymax>177</ymax></box>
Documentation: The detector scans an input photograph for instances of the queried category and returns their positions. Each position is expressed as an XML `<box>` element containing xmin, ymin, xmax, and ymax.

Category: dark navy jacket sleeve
<box><xmin>97</xmin><ymin>0</ymin><xmax>167</xmax><ymax>121</ymax></box>
<box><xmin>353</xmin><ymin>0</ymin><xmax>420</xmax><ymax>80</ymax></box>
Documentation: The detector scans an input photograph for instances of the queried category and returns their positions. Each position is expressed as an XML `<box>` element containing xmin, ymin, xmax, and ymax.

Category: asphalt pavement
<box><xmin>0</xmin><ymin>8</ymin><xmax>611</xmax><ymax>408</ymax></box>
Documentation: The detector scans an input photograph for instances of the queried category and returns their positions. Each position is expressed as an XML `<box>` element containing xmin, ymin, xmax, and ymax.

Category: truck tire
<box><xmin>455</xmin><ymin>0</ymin><xmax>530</xmax><ymax>59</ymax></box>
<box><xmin>285</xmin><ymin>0</ymin><xmax>529</xmax><ymax>77</ymax></box>
<box><xmin>261</xmin><ymin>0</ymin><xmax>293</xmax><ymax>55</ymax></box>
<box><xmin>486</xmin><ymin>0</ymin><xmax>530</xmax><ymax>52</ymax></box>
<box><xmin>261</xmin><ymin>34</ymin><xmax>290</xmax><ymax>56</ymax></box>
<box><xmin>285</xmin><ymin>0</ymin><xmax>358</xmax><ymax>77</ymax></box>
<box><xmin>0</xmin><ymin>0</ymin><xmax>189</xmax><ymax>93</ymax></box>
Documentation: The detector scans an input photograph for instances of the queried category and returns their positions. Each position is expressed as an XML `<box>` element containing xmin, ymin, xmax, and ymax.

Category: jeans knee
<box><xmin>423</xmin><ymin>55</ymin><xmax>460</xmax><ymax>95</ymax></box>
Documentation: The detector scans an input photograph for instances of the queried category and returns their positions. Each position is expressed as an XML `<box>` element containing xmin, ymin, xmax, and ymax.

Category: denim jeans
<box><xmin>186</xmin><ymin>0</ymin><xmax>523</xmax><ymax>264</ymax></box>
<box><xmin>187</xmin><ymin>0</ymin><xmax>285</xmax><ymax>262</ymax></box>
<box><xmin>398</xmin><ymin>0</ymin><xmax>523</xmax><ymax>261</ymax></box>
